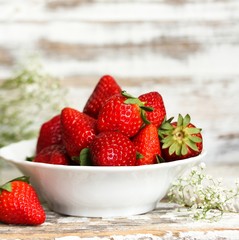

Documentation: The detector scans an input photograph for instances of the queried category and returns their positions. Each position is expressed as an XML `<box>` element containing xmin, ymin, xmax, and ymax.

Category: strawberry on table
<box><xmin>34</xmin><ymin>144</ymin><xmax>70</xmax><ymax>165</ymax></box>
<box><xmin>132</xmin><ymin>124</ymin><xmax>162</xmax><ymax>165</ymax></box>
<box><xmin>139</xmin><ymin>91</ymin><xmax>166</xmax><ymax>128</ymax></box>
<box><xmin>61</xmin><ymin>107</ymin><xmax>97</xmax><ymax>158</ymax></box>
<box><xmin>90</xmin><ymin>131</ymin><xmax>137</xmax><ymax>166</ymax></box>
<box><xmin>0</xmin><ymin>176</ymin><xmax>46</xmax><ymax>225</ymax></box>
<box><xmin>97</xmin><ymin>91</ymin><xmax>153</xmax><ymax>138</ymax></box>
<box><xmin>36</xmin><ymin>114</ymin><xmax>62</xmax><ymax>154</ymax></box>
<box><xmin>158</xmin><ymin>114</ymin><xmax>203</xmax><ymax>161</ymax></box>
<box><xmin>83</xmin><ymin>75</ymin><xmax>122</xmax><ymax>118</ymax></box>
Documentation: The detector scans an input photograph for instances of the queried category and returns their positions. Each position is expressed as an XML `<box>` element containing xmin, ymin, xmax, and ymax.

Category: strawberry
<box><xmin>139</xmin><ymin>91</ymin><xmax>166</xmax><ymax>128</ymax></box>
<box><xmin>158</xmin><ymin>114</ymin><xmax>203</xmax><ymax>161</ymax></box>
<box><xmin>36</xmin><ymin>114</ymin><xmax>62</xmax><ymax>154</ymax></box>
<box><xmin>0</xmin><ymin>176</ymin><xmax>46</xmax><ymax>225</ymax></box>
<box><xmin>61</xmin><ymin>107</ymin><xmax>97</xmax><ymax>158</ymax></box>
<box><xmin>90</xmin><ymin>131</ymin><xmax>136</xmax><ymax>166</ymax></box>
<box><xmin>97</xmin><ymin>91</ymin><xmax>153</xmax><ymax>138</ymax></box>
<box><xmin>34</xmin><ymin>144</ymin><xmax>70</xmax><ymax>165</ymax></box>
<box><xmin>83</xmin><ymin>75</ymin><xmax>122</xmax><ymax>118</ymax></box>
<box><xmin>132</xmin><ymin>124</ymin><xmax>162</xmax><ymax>165</ymax></box>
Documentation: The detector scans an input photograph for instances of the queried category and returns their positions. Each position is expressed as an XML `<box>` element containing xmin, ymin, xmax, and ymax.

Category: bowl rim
<box><xmin>0</xmin><ymin>139</ymin><xmax>206</xmax><ymax>172</ymax></box>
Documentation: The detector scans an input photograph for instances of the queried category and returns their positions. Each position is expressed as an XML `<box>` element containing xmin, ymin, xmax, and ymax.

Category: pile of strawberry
<box><xmin>33</xmin><ymin>75</ymin><xmax>203</xmax><ymax>166</ymax></box>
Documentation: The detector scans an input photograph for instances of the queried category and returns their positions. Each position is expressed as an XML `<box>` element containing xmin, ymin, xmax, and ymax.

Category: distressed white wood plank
<box><xmin>0</xmin><ymin>200</ymin><xmax>238</xmax><ymax>239</ymax></box>
<box><xmin>0</xmin><ymin>0</ymin><xmax>238</xmax><ymax>164</ymax></box>
<box><xmin>0</xmin><ymin>0</ymin><xmax>239</xmax><ymax>78</ymax></box>
<box><xmin>1</xmin><ymin>0</ymin><xmax>239</xmax><ymax>22</ymax></box>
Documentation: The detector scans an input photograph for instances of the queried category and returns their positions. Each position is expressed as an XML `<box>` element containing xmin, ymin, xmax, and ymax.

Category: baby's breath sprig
<box><xmin>0</xmin><ymin>58</ymin><xmax>67</xmax><ymax>147</ymax></box>
<box><xmin>168</xmin><ymin>162</ymin><xmax>239</xmax><ymax>221</ymax></box>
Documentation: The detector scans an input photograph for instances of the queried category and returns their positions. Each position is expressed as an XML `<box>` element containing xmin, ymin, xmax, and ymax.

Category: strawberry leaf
<box><xmin>0</xmin><ymin>182</ymin><xmax>12</xmax><ymax>193</ymax></box>
<box><xmin>161</xmin><ymin>122</ymin><xmax>174</xmax><ymax>130</ymax></box>
<box><xmin>124</xmin><ymin>98</ymin><xmax>143</xmax><ymax>105</ymax></box>
<box><xmin>176</xmin><ymin>144</ymin><xmax>182</xmax><ymax>156</ymax></box>
<box><xmin>141</xmin><ymin>110</ymin><xmax>151</xmax><ymax>125</ymax></box>
<box><xmin>156</xmin><ymin>155</ymin><xmax>165</xmax><ymax>163</ymax></box>
<box><xmin>177</xmin><ymin>114</ymin><xmax>183</xmax><ymax>127</ymax></box>
<box><xmin>26</xmin><ymin>156</ymin><xmax>34</xmax><ymax>162</ymax></box>
<box><xmin>184</xmin><ymin>139</ymin><xmax>199</xmax><ymax>152</ymax></box>
<box><xmin>181</xmin><ymin>144</ymin><xmax>188</xmax><ymax>155</ymax></box>
<box><xmin>183</xmin><ymin>114</ymin><xmax>191</xmax><ymax>127</ymax></box>
<box><xmin>13</xmin><ymin>176</ymin><xmax>30</xmax><ymax>183</ymax></box>
<box><xmin>136</xmin><ymin>152</ymin><xmax>144</xmax><ymax>159</ymax></box>
<box><xmin>121</xmin><ymin>90</ymin><xmax>134</xmax><ymax>99</ymax></box>
<box><xmin>169</xmin><ymin>142</ymin><xmax>178</xmax><ymax>155</ymax></box>
<box><xmin>161</xmin><ymin>136</ymin><xmax>175</xmax><ymax>147</ymax></box>
<box><xmin>186</xmin><ymin>128</ymin><xmax>201</xmax><ymax>134</ymax></box>
<box><xmin>140</xmin><ymin>105</ymin><xmax>154</xmax><ymax>112</ymax></box>
<box><xmin>72</xmin><ymin>148</ymin><xmax>92</xmax><ymax>166</ymax></box>
<box><xmin>0</xmin><ymin>176</ymin><xmax>30</xmax><ymax>193</ymax></box>
<box><xmin>188</xmin><ymin>135</ymin><xmax>202</xmax><ymax>143</ymax></box>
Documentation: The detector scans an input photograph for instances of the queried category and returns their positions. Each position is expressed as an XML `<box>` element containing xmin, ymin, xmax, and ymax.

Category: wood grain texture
<box><xmin>0</xmin><ymin>0</ymin><xmax>239</xmax><ymax>77</ymax></box>
<box><xmin>0</xmin><ymin>163</ymin><xmax>239</xmax><ymax>239</ymax></box>
<box><xmin>0</xmin><ymin>201</ymin><xmax>239</xmax><ymax>240</ymax></box>
<box><xmin>0</xmin><ymin>1</ymin><xmax>238</xmax><ymax>163</ymax></box>
<box><xmin>0</xmin><ymin>2</ymin><xmax>239</xmax><ymax>239</ymax></box>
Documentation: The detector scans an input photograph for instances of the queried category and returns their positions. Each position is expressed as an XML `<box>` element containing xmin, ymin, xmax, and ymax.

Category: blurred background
<box><xmin>0</xmin><ymin>0</ymin><xmax>239</xmax><ymax>166</ymax></box>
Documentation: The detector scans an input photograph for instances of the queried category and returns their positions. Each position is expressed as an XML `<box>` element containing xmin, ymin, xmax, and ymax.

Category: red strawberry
<box><xmin>34</xmin><ymin>144</ymin><xmax>70</xmax><ymax>165</ymax></box>
<box><xmin>36</xmin><ymin>114</ymin><xmax>62</xmax><ymax>154</ymax></box>
<box><xmin>97</xmin><ymin>91</ymin><xmax>153</xmax><ymax>138</ymax></box>
<box><xmin>61</xmin><ymin>107</ymin><xmax>97</xmax><ymax>158</ymax></box>
<box><xmin>90</xmin><ymin>131</ymin><xmax>136</xmax><ymax>166</ymax></box>
<box><xmin>139</xmin><ymin>91</ymin><xmax>166</xmax><ymax>128</ymax></box>
<box><xmin>0</xmin><ymin>176</ymin><xmax>46</xmax><ymax>225</ymax></box>
<box><xmin>158</xmin><ymin>114</ymin><xmax>203</xmax><ymax>161</ymax></box>
<box><xmin>83</xmin><ymin>75</ymin><xmax>122</xmax><ymax>118</ymax></box>
<box><xmin>132</xmin><ymin>124</ymin><xmax>162</xmax><ymax>165</ymax></box>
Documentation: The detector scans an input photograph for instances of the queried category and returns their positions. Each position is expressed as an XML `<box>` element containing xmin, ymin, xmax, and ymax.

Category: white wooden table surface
<box><xmin>1</xmin><ymin>0</ymin><xmax>239</xmax><ymax>164</ymax></box>
<box><xmin>0</xmin><ymin>0</ymin><xmax>239</xmax><ymax>239</ymax></box>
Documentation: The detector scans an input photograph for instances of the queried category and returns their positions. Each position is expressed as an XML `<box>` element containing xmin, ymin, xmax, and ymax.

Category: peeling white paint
<box><xmin>179</xmin><ymin>230</ymin><xmax>239</xmax><ymax>240</ymax></box>
<box><xmin>57</xmin><ymin>217</ymin><xmax>90</xmax><ymax>224</ymax></box>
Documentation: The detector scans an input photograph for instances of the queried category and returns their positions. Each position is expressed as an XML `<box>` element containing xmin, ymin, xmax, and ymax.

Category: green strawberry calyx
<box><xmin>156</xmin><ymin>154</ymin><xmax>165</xmax><ymax>163</ymax></box>
<box><xmin>121</xmin><ymin>91</ymin><xmax>153</xmax><ymax>124</ymax></box>
<box><xmin>136</xmin><ymin>152</ymin><xmax>144</xmax><ymax>159</ymax></box>
<box><xmin>158</xmin><ymin>114</ymin><xmax>202</xmax><ymax>156</ymax></box>
<box><xmin>0</xmin><ymin>176</ymin><xmax>30</xmax><ymax>194</ymax></box>
<box><xmin>72</xmin><ymin>148</ymin><xmax>92</xmax><ymax>166</ymax></box>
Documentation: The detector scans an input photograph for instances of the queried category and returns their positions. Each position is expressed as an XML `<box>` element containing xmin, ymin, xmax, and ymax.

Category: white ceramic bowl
<box><xmin>0</xmin><ymin>139</ymin><xmax>206</xmax><ymax>217</ymax></box>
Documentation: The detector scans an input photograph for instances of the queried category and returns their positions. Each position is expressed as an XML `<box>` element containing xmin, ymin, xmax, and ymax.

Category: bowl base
<box><xmin>48</xmin><ymin>202</ymin><xmax>157</xmax><ymax>218</ymax></box>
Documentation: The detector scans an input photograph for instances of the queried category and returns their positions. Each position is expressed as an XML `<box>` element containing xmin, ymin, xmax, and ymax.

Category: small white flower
<box><xmin>191</xmin><ymin>203</ymin><xmax>198</xmax><ymax>210</ymax></box>
<box><xmin>190</xmin><ymin>196</ymin><xmax>196</xmax><ymax>202</ymax></box>
<box><xmin>196</xmin><ymin>170</ymin><xmax>202</xmax><ymax>176</ymax></box>
<box><xmin>182</xmin><ymin>177</ymin><xmax>188</xmax><ymax>181</ymax></box>
<box><xmin>191</xmin><ymin>166</ymin><xmax>198</xmax><ymax>172</ymax></box>
<box><xmin>235</xmin><ymin>178</ymin><xmax>239</xmax><ymax>185</ymax></box>
<box><xmin>199</xmin><ymin>162</ymin><xmax>206</xmax><ymax>169</ymax></box>
<box><xmin>217</xmin><ymin>178</ymin><xmax>222</xmax><ymax>184</ymax></box>
<box><xmin>197</xmin><ymin>185</ymin><xmax>204</xmax><ymax>191</ymax></box>
<box><xmin>206</xmin><ymin>174</ymin><xmax>213</xmax><ymax>180</ymax></box>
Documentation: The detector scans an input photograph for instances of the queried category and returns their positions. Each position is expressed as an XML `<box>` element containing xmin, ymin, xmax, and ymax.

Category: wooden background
<box><xmin>0</xmin><ymin>0</ymin><xmax>239</xmax><ymax>164</ymax></box>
